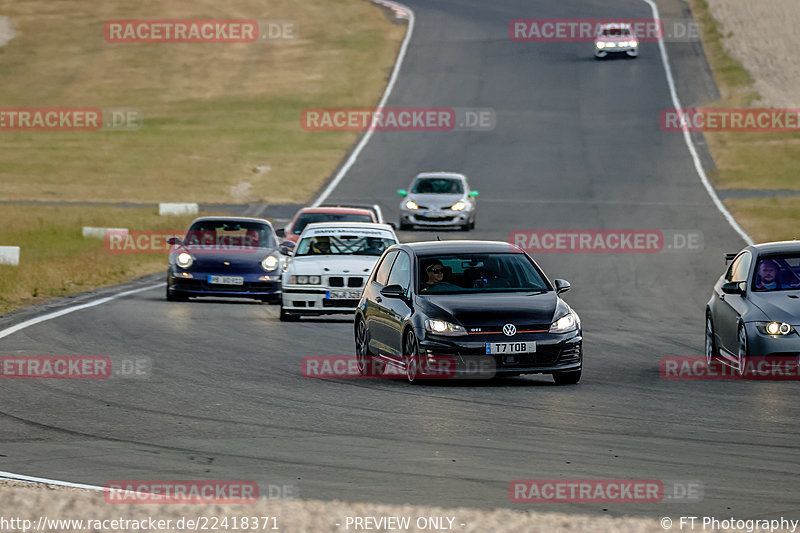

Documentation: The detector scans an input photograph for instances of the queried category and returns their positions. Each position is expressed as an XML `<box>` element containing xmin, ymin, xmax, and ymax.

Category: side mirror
<box><xmin>380</xmin><ymin>284</ymin><xmax>405</xmax><ymax>299</ymax></box>
<box><xmin>397</xmin><ymin>189</ymin><xmax>408</xmax><ymax>197</ymax></box>
<box><xmin>721</xmin><ymin>281</ymin><xmax>746</xmax><ymax>295</ymax></box>
<box><xmin>275</xmin><ymin>228</ymin><xmax>286</xmax><ymax>238</ymax></box>
<box><xmin>468</xmin><ymin>190</ymin><xmax>479</xmax><ymax>197</ymax></box>
<box><xmin>554</xmin><ymin>279</ymin><xmax>571</xmax><ymax>294</ymax></box>
<box><xmin>279</xmin><ymin>240</ymin><xmax>296</xmax><ymax>255</ymax></box>
<box><xmin>167</xmin><ymin>237</ymin><xmax>183</xmax><ymax>246</ymax></box>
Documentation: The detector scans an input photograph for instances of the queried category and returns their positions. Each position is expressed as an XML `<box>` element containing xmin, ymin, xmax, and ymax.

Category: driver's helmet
<box><xmin>312</xmin><ymin>236</ymin><xmax>331</xmax><ymax>254</ymax></box>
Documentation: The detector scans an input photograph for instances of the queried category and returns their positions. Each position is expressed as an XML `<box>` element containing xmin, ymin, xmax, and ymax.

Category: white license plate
<box><xmin>423</xmin><ymin>210</ymin><xmax>449</xmax><ymax>219</ymax></box>
<box><xmin>485</xmin><ymin>342</ymin><xmax>536</xmax><ymax>355</ymax></box>
<box><xmin>208</xmin><ymin>275</ymin><xmax>244</xmax><ymax>285</ymax></box>
<box><xmin>327</xmin><ymin>289</ymin><xmax>361</xmax><ymax>299</ymax></box>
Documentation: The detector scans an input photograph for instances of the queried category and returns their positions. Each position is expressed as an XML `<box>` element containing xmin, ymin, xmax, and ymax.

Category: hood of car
<box><xmin>748</xmin><ymin>292</ymin><xmax>800</xmax><ymax>323</ymax></box>
<box><xmin>405</xmin><ymin>193</ymin><xmax>465</xmax><ymax>210</ymax></box>
<box><xmin>421</xmin><ymin>291</ymin><xmax>566</xmax><ymax>329</ymax></box>
<box><xmin>288</xmin><ymin>255</ymin><xmax>379</xmax><ymax>276</ymax></box>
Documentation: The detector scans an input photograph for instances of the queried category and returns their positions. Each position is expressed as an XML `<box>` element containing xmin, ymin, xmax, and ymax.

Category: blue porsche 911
<box><xmin>166</xmin><ymin>216</ymin><xmax>285</xmax><ymax>303</ymax></box>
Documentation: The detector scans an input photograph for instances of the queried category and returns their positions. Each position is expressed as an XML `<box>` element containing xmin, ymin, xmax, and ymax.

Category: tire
<box><xmin>355</xmin><ymin>317</ymin><xmax>374</xmax><ymax>376</ymax></box>
<box><xmin>166</xmin><ymin>283</ymin><xmax>186</xmax><ymax>302</ymax></box>
<box><xmin>279</xmin><ymin>303</ymin><xmax>299</xmax><ymax>322</ymax></box>
<box><xmin>404</xmin><ymin>329</ymin><xmax>421</xmax><ymax>383</ymax></box>
<box><xmin>705</xmin><ymin>312</ymin><xmax>719</xmax><ymax>365</ymax></box>
<box><xmin>736</xmin><ymin>323</ymin><xmax>749</xmax><ymax>376</ymax></box>
<box><xmin>553</xmin><ymin>368</ymin><xmax>581</xmax><ymax>385</ymax></box>
<box><xmin>399</xmin><ymin>222</ymin><xmax>412</xmax><ymax>231</ymax></box>
<box><xmin>469</xmin><ymin>218</ymin><xmax>475</xmax><ymax>230</ymax></box>
<box><xmin>460</xmin><ymin>222</ymin><xmax>470</xmax><ymax>231</ymax></box>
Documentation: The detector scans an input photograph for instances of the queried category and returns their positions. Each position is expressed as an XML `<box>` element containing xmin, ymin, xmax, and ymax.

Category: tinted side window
<box><xmin>731</xmin><ymin>252</ymin><xmax>752</xmax><ymax>282</ymax></box>
<box><xmin>386</xmin><ymin>251</ymin><xmax>411</xmax><ymax>295</ymax></box>
<box><xmin>374</xmin><ymin>250</ymin><xmax>398</xmax><ymax>286</ymax></box>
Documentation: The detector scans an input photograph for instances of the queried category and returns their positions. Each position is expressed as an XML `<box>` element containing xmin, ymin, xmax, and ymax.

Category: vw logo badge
<box><xmin>503</xmin><ymin>323</ymin><xmax>517</xmax><ymax>336</ymax></box>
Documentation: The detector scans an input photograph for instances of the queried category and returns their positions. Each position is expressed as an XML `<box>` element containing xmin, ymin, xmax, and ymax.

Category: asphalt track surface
<box><xmin>2</xmin><ymin>0</ymin><xmax>799</xmax><ymax>520</ymax></box>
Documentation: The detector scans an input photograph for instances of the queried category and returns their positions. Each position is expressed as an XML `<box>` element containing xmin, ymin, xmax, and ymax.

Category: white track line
<box><xmin>312</xmin><ymin>1</ymin><xmax>416</xmax><ymax>206</ymax></box>
<box><xmin>641</xmin><ymin>0</ymin><xmax>753</xmax><ymax>245</ymax></box>
<box><xmin>0</xmin><ymin>470</ymin><xmax>105</xmax><ymax>491</ymax></box>
<box><xmin>0</xmin><ymin>283</ymin><xmax>163</xmax><ymax>341</ymax></box>
<box><xmin>0</xmin><ymin>0</ymin><xmax>415</xmax><ymax>491</ymax></box>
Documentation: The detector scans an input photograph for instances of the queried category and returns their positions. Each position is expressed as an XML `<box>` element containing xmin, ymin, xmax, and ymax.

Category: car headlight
<box><xmin>261</xmin><ymin>255</ymin><xmax>279</xmax><ymax>271</ymax></box>
<box><xmin>425</xmin><ymin>319</ymin><xmax>466</xmax><ymax>336</ymax></box>
<box><xmin>596</xmin><ymin>42</ymin><xmax>606</xmax><ymax>48</ymax></box>
<box><xmin>176</xmin><ymin>252</ymin><xmax>193</xmax><ymax>269</ymax></box>
<box><xmin>289</xmin><ymin>275</ymin><xmax>321</xmax><ymax>285</ymax></box>
<box><xmin>549</xmin><ymin>313</ymin><xmax>577</xmax><ymax>333</ymax></box>
<box><xmin>450</xmin><ymin>201</ymin><xmax>467</xmax><ymax>211</ymax></box>
<box><xmin>758</xmin><ymin>322</ymin><xmax>794</xmax><ymax>335</ymax></box>
<box><xmin>405</xmin><ymin>200</ymin><xmax>419</xmax><ymax>210</ymax></box>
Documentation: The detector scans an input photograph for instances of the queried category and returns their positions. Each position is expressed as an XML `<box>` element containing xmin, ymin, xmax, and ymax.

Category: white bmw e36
<box><xmin>279</xmin><ymin>222</ymin><xmax>398</xmax><ymax>321</ymax></box>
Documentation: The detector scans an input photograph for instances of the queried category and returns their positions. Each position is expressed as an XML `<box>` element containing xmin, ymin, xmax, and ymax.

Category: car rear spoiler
<box><xmin>725</xmin><ymin>253</ymin><xmax>737</xmax><ymax>264</ymax></box>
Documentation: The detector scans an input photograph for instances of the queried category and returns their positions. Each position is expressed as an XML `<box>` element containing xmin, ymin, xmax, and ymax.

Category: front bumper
<box><xmin>281</xmin><ymin>286</ymin><xmax>363</xmax><ymax>315</ymax></box>
<box><xmin>595</xmin><ymin>44</ymin><xmax>638</xmax><ymax>57</ymax></box>
<box><xmin>400</xmin><ymin>209</ymin><xmax>471</xmax><ymax>227</ymax></box>
<box><xmin>744</xmin><ymin>322</ymin><xmax>800</xmax><ymax>358</ymax></box>
<box><xmin>417</xmin><ymin>330</ymin><xmax>582</xmax><ymax>376</ymax></box>
<box><xmin>168</xmin><ymin>269</ymin><xmax>281</xmax><ymax>299</ymax></box>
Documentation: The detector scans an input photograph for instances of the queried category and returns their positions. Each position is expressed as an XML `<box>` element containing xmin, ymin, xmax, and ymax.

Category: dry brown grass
<box><xmin>0</xmin><ymin>0</ymin><xmax>405</xmax><ymax>204</ymax></box>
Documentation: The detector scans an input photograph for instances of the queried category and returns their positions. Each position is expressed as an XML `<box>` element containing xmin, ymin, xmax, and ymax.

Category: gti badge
<box><xmin>503</xmin><ymin>323</ymin><xmax>517</xmax><ymax>336</ymax></box>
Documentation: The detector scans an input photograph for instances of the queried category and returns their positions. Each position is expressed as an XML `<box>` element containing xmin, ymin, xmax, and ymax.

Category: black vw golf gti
<box><xmin>354</xmin><ymin>241</ymin><xmax>582</xmax><ymax>383</ymax></box>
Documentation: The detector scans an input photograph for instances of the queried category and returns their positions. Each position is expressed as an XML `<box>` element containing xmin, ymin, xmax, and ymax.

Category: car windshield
<box><xmin>411</xmin><ymin>178</ymin><xmax>464</xmax><ymax>194</ymax></box>
<box><xmin>751</xmin><ymin>255</ymin><xmax>800</xmax><ymax>291</ymax></box>
<box><xmin>602</xmin><ymin>27</ymin><xmax>630</xmax><ymax>36</ymax></box>
<box><xmin>418</xmin><ymin>253</ymin><xmax>550</xmax><ymax>293</ymax></box>
<box><xmin>292</xmin><ymin>213</ymin><xmax>373</xmax><ymax>234</ymax></box>
<box><xmin>295</xmin><ymin>235</ymin><xmax>396</xmax><ymax>257</ymax></box>
<box><xmin>184</xmin><ymin>221</ymin><xmax>275</xmax><ymax>249</ymax></box>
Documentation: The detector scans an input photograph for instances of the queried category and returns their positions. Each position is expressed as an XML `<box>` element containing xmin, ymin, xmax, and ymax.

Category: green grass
<box><xmin>0</xmin><ymin>205</ymin><xmax>198</xmax><ymax>314</ymax></box>
<box><xmin>0</xmin><ymin>0</ymin><xmax>406</xmax><ymax>204</ymax></box>
<box><xmin>0</xmin><ymin>0</ymin><xmax>406</xmax><ymax>313</ymax></box>
<box><xmin>687</xmin><ymin>0</ymin><xmax>800</xmax><ymax>242</ymax></box>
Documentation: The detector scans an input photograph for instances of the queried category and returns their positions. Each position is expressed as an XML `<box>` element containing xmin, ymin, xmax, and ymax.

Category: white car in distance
<box><xmin>280</xmin><ymin>222</ymin><xmax>399</xmax><ymax>321</ymax></box>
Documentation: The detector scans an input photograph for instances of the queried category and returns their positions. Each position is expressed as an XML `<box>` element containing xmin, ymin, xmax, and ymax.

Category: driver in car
<box><xmin>755</xmin><ymin>259</ymin><xmax>785</xmax><ymax>290</ymax></box>
<box><xmin>311</xmin><ymin>237</ymin><xmax>332</xmax><ymax>255</ymax></box>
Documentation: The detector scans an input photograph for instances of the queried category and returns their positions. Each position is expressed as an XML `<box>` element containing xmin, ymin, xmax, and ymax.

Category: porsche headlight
<box><xmin>759</xmin><ymin>322</ymin><xmax>794</xmax><ymax>335</ymax></box>
<box><xmin>549</xmin><ymin>313</ymin><xmax>577</xmax><ymax>333</ymax></box>
<box><xmin>450</xmin><ymin>201</ymin><xmax>467</xmax><ymax>211</ymax></box>
<box><xmin>261</xmin><ymin>255</ymin><xmax>279</xmax><ymax>271</ymax></box>
<box><xmin>405</xmin><ymin>200</ymin><xmax>419</xmax><ymax>210</ymax></box>
<box><xmin>425</xmin><ymin>319</ymin><xmax>466</xmax><ymax>336</ymax></box>
<box><xmin>176</xmin><ymin>252</ymin><xmax>193</xmax><ymax>269</ymax></box>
